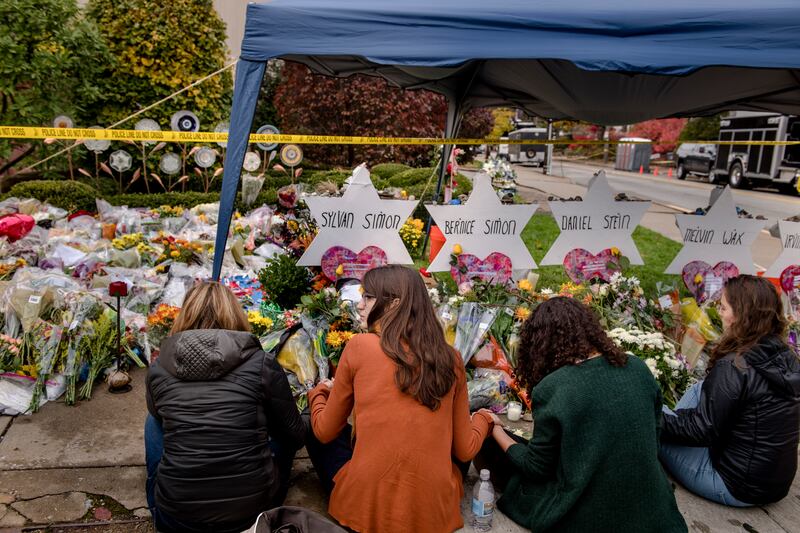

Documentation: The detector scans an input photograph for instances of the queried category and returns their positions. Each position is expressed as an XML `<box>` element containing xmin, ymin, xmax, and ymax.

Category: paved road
<box><xmin>527</xmin><ymin>159</ymin><xmax>800</xmax><ymax>221</ymax></box>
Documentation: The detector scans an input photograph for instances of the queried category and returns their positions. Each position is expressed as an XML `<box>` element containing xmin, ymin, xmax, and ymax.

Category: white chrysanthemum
<box><xmin>540</xmin><ymin>288</ymin><xmax>554</xmax><ymax>295</ymax></box>
<box><xmin>427</xmin><ymin>288</ymin><xmax>441</xmax><ymax>305</ymax></box>
<box><xmin>645</xmin><ymin>358</ymin><xmax>661</xmax><ymax>378</ymax></box>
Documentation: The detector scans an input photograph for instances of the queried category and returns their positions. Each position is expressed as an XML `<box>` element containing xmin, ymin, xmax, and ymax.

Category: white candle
<box><xmin>507</xmin><ymin>401</ymin><xmax>522</xmax><ymax>422</ymax></box>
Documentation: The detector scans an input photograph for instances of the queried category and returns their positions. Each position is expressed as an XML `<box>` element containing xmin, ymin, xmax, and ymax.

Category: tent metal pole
<box><xmin>420</xmin><ymin>98</ymin><xmax>462</xmax><ymax>261</ymax></box>
<box><xmin>545</xmin><ymin>119</ymin><xmax>554</xmax><ymax>175</ymax></box>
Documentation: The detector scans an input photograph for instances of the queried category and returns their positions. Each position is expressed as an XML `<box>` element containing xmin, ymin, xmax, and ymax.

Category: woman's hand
<box><xmin>319</xmin><ymin>379</ymin><xmax>334</xmax><ymax>390</ymax></box>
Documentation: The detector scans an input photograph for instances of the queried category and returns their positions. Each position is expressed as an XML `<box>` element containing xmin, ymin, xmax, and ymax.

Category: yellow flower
<box><xmin>611</xmin><ymin>246</ymin><xmax>621</xmax><ymax>256</ymax></box>
<box><xmin>514</xmin><ymin>307</ymin><xmax>531</xmax><ymax>321</ymax></box>
<box><xmin>335</xmin><ymin>264</ymin><xmax>345</xmax><ymax>276</ymax></box>
<box><xmin>170</xmin><ymin>250</ymin><xmax>180</xmax><ymax>258</ymax></box>
<box><xmin>694</xmin><ymin>273</ymin><xmax>703</xmax><ymax>284</ymax></box>
<box><xmin>517</xmin><ymin>279</ymin><xmax>533</xmax><ymax>292</ymax></box>
<box><xmin>452</xmin><ymin>244</ymin><xmax>463</xmax><ymax>256</ymax></box>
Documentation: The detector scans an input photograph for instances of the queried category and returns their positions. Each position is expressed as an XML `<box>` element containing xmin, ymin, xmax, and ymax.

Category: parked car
<box><xmin>675</xmin><ymin>143</ymin><xmax>717</xmax><ymax>181</ymax></box>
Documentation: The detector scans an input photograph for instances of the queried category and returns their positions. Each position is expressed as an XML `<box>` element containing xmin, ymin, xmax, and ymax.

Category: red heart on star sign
<box><xmin>682</xmin><ymin>260</ymin><xmax>740</xmax><ymax>303</ymax></box>
<box><xmin>563</xmin><ymin>248</ymin><xmax>619</xmax><ymax>283</ymax></box>
<box><xmin>450</xmin><ymin>252</ymin><xmax>513</xmax><ymax>286</ymax></box>
<box><xmin>779</xmin><ymin>265</ymin><xmax>800</xmax><ymax>293</ymax></box>
<box><xmin>321</xmin><ymin>245</ymin><xmax>388</xmax><ymax>281</ymax></box>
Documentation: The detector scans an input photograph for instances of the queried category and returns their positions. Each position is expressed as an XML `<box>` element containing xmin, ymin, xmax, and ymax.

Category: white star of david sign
<box><xmin>297</xmin><ymin>165</ymin><xmax>419</xmax><ymax>266</ymax></box>
<box><xmin>763</xmin><ymin>220</ymin><xmax>800</xmax><ymax>278</ymax></box>
<box><xmin>540</xmin><ymin>171</ymin><xmax>651</xmax><ymax>265</ymax></box>
<box><xmin>665</xmin><ymin>186</ymin><xmax>767</xmax><ymax>275</ymax></box>
<box><xmin>425</xmin><ymin>173</ymin><xmax>538</xmax><ymax>272</ymax></box>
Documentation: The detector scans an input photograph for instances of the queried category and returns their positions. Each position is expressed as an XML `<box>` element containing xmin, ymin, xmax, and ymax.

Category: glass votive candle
<box><xmin>507</xmin><ymin>401</ymin><xmax>523</xmax><ymax>422</ymax></box>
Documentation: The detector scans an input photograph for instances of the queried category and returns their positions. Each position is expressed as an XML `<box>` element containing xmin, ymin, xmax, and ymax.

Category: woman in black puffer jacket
<box><xmin>660</xmin><ymin>275</ymin><xmax>800</xmax><ymax>506</ymax></box>
<box><xmin>145</xmin><ymin>281</ymin><xmax>309</xmax><ymax>532</ymax></box>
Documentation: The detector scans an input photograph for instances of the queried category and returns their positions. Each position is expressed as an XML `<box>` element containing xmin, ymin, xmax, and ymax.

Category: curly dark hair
<box><xmin>517</xmin><ymin>297</ymin><xmax>628</xmax><ymax>394</ymax></box>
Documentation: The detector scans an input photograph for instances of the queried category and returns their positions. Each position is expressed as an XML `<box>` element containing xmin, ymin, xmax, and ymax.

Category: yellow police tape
<box><xmin>1</xmin><ymin>125</ymin><xmax>799</xmax><ymax>146</ymax></box>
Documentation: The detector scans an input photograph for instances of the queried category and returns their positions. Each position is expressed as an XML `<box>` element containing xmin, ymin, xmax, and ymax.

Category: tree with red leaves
<box><xmin>273</xmin><ymin>62</ymin><xmax>493</xmax><ymax>167</ymax></box>
<box><xmin>629</xmin><ymin>118</ymin><xmax>688</xmax><ymax>154</ymax></box>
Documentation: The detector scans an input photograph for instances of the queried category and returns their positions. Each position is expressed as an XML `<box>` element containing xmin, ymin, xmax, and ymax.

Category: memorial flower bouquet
<box><xmin>0</xmin><ymin>333</ymin><xmax>22</xmax><ymax>372</ymax></box>
<box><xmin>151</xmin><ymin>233</ymin><xmax>207</xmax><ymax>268</ymax></box>
<box><xmin>606</xmin><ymin>326</ymin><xmax>692</xmax><ymax>408</ymax></box>
<box><xmin>147</xmin><ymin>304</ymin><xmax>181</xmax><ymax>350</ymax></box>
<box><xmin>0</xmin><ymin>258</ymin><xmax>26</xmax><ymax>281</ymax></box>
<box><xmin>454</xmin><ymin>302</ymin><xmax>499</xmax><ymax>365</ymax></box>
<box><xmin>247</xmin><ymin>310</ymin><xmax>274</xmax><ymax>337</ymax></box>
<box><xmin>591</xmin><ymin>273</ymin><xmax>675</xmax><ymax>333</ymax></box>
<box><xmin>399</xmin><ymin>217</ymin><xmax>424</xmax><ymax>254</ymax></box>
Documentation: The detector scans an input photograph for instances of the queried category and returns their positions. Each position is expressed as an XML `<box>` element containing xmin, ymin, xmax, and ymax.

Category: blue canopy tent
<box><xmin>213</xmin><ymin>0</ymin><xmax>800</xmax><ymax>279</ymax></box>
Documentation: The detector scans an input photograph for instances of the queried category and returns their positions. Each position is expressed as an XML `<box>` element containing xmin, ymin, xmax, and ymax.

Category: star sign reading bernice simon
<box><xmin>297</xmin><ymin>165</ymin><xmax>419</xmax><ymax>266</ymax></box>
<box><xmin>426</xmin><ymin>173</ymin><xmax>538</xmax><ymax>272</ymax></box>
<box><xmin>665</xmin><ymin>186</ymin><xmax>766</xmax><ymax>275</ymax></box>
<box><xmin>540</xmin><ymin>171</ymin><xmax>651</xmax><ymax>265</ymax></box>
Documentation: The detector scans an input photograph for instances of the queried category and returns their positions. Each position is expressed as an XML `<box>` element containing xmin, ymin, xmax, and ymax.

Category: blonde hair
<box><xmin>170</xmin><ymin>281</ymin><xmax>250</xmax><ymax>334</ymax></box>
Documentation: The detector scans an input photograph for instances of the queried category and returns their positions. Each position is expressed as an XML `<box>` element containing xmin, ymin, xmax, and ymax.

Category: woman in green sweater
<box><xmin>486</xmin><ymin>297</ymin><xmax>686</xmax><ymax>532</ymax></box>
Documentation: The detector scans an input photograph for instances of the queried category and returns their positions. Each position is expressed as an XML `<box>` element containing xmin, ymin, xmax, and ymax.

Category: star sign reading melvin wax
<box><xmin>540</xmin><ymin>171</ymin><xmax>651</xmax><ymax>265</ymax></box>
<box><xmin>763</xmin><ymin>220</ymin><xmax>800</xmax><ymax>278</ymax></box>
<box><xmin>665</xmin><ymin>186</ymin><xmax>766</xmax><ymax>275</ymax></box>
<box><xmin>297</xmin><ymin>165</ymin><xmax>419</xmax><ymax>266</ymax></box>
<box><xmin>426</xmin><ymin>173</ymin><xmax>538</xmax><ymax>272</ymax></box>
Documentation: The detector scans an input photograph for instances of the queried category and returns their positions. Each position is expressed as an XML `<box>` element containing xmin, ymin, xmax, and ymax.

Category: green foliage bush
<box><xmin>0</xmin><ymin>0</ymin><xmax>110</xmax><ymax>167</ymax></box>
<box><xmin>257</xmin><ymin>255</ymin><xmax>312</xmax><ymax>310</ymax></box>
<box><xmin>6</xmin><ymin>181</ymin><xmax>97</xmax><ymax>212</ymax></box>
<box><xmin>370</xmin><ymin>163</ymin><xmax>411</xmax><ymax>180</ymax></box>
<box><xmin>85</xmin><ymin>0</ymin><xmax>232</xmax><ymax>128</ymax></box>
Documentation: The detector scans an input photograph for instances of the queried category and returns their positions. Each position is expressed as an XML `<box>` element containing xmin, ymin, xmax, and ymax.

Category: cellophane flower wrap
<box><xmin>454</xmin><ymin>302</ymin><xmax>498</xmax><ymax>365</ymax></box>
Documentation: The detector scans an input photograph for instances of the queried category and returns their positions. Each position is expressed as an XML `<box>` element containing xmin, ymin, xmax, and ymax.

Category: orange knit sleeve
<box><xmin>452</xmin><ymin>362</ymin><xmax>491</xmax><ymax>462</ymax></box>
<box><xmin>309</xmin><ymin>336</ymin><xmax>357</xmax><ymax>443</ymax></box>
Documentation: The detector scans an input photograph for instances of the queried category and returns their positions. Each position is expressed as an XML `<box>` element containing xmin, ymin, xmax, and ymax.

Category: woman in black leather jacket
<box><xmin>660</xmin><ymin>275</ymin><xmax>800</xmax><ymax>506</ymax></box>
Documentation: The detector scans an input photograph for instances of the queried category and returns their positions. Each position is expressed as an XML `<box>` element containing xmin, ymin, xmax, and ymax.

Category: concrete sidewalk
<box><xmin>2</xmin><ymin>367</ymin><xmax>799</xmax><ymax>532</ymax></box>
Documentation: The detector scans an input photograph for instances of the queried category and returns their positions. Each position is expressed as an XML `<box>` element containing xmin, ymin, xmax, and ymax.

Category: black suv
<box><xmin>675</xmin><ymin>143</ymin><xmax>717</xmax><ymax>182</ymax></box>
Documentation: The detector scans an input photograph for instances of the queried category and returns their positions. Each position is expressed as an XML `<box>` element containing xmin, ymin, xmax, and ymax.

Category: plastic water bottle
<box><xmin>471</xmin><ymin>469</ymin><xmax>495</xmax><ymax>531</ymax></box>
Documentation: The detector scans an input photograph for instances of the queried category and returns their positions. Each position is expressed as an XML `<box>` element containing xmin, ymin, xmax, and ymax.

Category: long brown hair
<box><xmin>171</xmin><ymin>281</ymin><xmax>250</xmax><ymax>334</ymax></box>
<box><xmin>709</xmin><ymin>275</ymin><xmax>786</xmax><ymax>370</ymax></box>
<box><xmin>517</xmin><ymin>297</ymin><xmax>627</xmax><ymax>394</ymax></box>
<box><xmin>362</xmin><ymin>265</ymin><xmax>456</xmax><ymax>410</ymax></box>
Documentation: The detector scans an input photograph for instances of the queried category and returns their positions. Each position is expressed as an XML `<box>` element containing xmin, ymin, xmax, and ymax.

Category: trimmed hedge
<box><xmin>6</xmin><ymin>181</ymin><xmax>97</xmax><ymax>212</ymax></box>
<box><xmin>371</xmin><ymin>163</ymin><xmax>411</xmax><ymax>180</ymax></box>
<box><xmin>2</xmin><ymin>180</ymin><xmax>279</xmax><ymax>213</ymax></box>
<box><xmin>4</xmin><ymin>166</ymin><xmax>471</xmax><ymax>218</ymax></box>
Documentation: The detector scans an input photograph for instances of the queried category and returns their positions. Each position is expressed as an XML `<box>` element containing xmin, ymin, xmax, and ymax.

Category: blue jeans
<box><xmin>660</xmin><ymin>382</ymin><xmax>752</xmax><ymax>507</ymax></box>
<box><xmin>145</xmin><ymin>415</ymin><xmax>295</xmax><ymax>532</ymax></box>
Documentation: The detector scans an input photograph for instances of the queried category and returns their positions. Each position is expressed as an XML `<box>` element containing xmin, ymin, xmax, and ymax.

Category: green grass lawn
<box><xmin>417</xmin><ymin>213</ymin><xmax>683</xmax><ymax>296</ymax></box>
<box><xmin>522</xmin><ymin>214</ymin><xmax>683</xmax><ymax>295</ymax></box>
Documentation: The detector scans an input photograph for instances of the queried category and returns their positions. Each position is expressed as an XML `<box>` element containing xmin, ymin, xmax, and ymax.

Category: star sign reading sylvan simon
<box><xmin>426</xmin><ymin>173</ymin><xmax>538</xmax><ymax>272</ymax></box>
<box><xmin>665</xmin><ymin>186</ymin><xmax>766</xmax><ymax>275</ymax></box>
<box><xmin>297</xmin><ymin>165</ymin><xmax>419</xmax><ymax>266</ymax></box>
<box><xmin>540</xmin><ymin>171</ymin><xmax>651</xmax><ymax>265</ymax></box>
<box><xmin>763</xmin><ymin>220</ymin><xmax>800</xmax><ymax>278</ymax></box>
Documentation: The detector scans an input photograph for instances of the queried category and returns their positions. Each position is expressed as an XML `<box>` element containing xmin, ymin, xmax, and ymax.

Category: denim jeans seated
<box><xmin>144</xmin><ymin>414</ymin><xmax>295</xmax><ymax>532</ymax></box>
<box><xmin>659</xmin><ymin>381</ymin><xmax>752</xmax><ymax>507</ymax></box>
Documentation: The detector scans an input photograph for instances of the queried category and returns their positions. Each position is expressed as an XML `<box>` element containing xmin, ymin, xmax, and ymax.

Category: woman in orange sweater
<box><xmin>308</xmin><ymin>265</ymin><xmax>493</xmax><ymax>533</ymax></box>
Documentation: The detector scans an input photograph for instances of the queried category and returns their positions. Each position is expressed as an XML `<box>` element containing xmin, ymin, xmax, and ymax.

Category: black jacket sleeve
<box><xmin>261</xmin><ymin>352</ymin><xmax>311</xmax><ymax>450</ymax></box>
<box><xmin>661</xmin><ymin>358</ymin><xmax>744</xmax><ymax>446</ymax></box>
<box><xmin>145</xmin><ymin>365</ymin><xmax>161</xmax><ymax>422</ymax></box>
